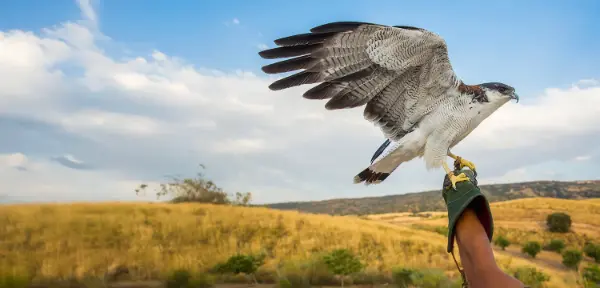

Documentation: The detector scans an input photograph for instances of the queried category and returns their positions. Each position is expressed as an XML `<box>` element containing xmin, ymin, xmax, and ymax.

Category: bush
<box><xmin>135</xmin><ymin>164</ymin><xmax>252</xmax><ymax>205</ymax></box>
<box><xmin>409</xmin><ymin>269</ymin><xmax>453</xmax><ymax>288</ymax></box>
<box><xmin>494</xmin><ymin>235</ymin><xmax>511</xmax><ymax>251</ymax></box>
<box><xmin>0</xmin><ymin>275</ymin><xmax>30</xmax><ymax>288</ymax></box>
<box><xmin>583</xmin><ymin>264</ymin><xmax>600</xmax><ymax>286</ymax></box>
<box><xmin>322</xmin><ymin>249</ymin><xmax>364</xmax><ymax>287</ymax></box>
<box><xmin>546</xmin><ymin>212</ymin><xmax>571</xmax><ymax>233</ymax></box>
<box><xmin>562</xmin><ymin>249</ymin><xmax>583</xmax><ymax>270</ymax></box>
<box><xmin>212</xmin><ymin>253</ymin><xmax>265</xmax><ymax>283</ymax></box>
<box><xmin>584</xmin><ymin>243</ymin><xmax>600</xmax><ymax>263</ymax></box>
<box><xmin>166</xmin><ymin>269</ymin><xmax>192</xmax><ymax>288</ymax></box>
<box><xmin>392</xmin><ymin>267</ymin><xmax>417</xmax><ymax>288</ymax></box>
<box><xmin>512</xmin><ymin>266</ymin><xmax>550</xmax><ymax>288</ymax></box>
<box><xmin>522</xmin><ymin>241</ymin><xmax>542</xmax><ymax>258</ymax></box>
<box><xmin>545</xmin><ymin>239</ymin><xmax>565</xmax><ymax>253</ymax></box>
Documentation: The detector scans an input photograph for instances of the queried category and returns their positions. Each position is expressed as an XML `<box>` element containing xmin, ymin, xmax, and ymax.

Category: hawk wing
<box><xmin>259</xmin><ymin>21</ymin><xmax>461</xmax><ymax>140</ymax></box>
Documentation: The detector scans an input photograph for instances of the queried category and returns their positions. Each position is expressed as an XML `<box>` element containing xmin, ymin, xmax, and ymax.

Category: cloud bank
<box><xmin>1</xmin><ymin>2</ymin><xmax>600</xmax><ymax>204</ymax></box>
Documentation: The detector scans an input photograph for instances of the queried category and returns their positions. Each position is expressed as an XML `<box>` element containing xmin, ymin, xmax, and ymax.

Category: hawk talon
<box><xmin>454</xmin><ymin>156</ymin><xmax>477</xmax><ymax>173</ymax></box>
<box><xmin>448</xmin><ymin>172</ymin><xmax>470</xmax><ymax>189</ymax></box>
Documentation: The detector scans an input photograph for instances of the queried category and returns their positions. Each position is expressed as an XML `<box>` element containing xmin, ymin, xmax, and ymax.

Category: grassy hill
<box><xmin>266</xmin><ymin>180</ymin><xmax>600</xmax><ymax>215</ymax></box>
<box><xmin>1</xmin><ymin>198</ymin><xmax>600</xmax><ymax>287</ymax></box>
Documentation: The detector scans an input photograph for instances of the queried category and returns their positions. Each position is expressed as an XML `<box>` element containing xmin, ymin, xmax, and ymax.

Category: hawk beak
<box><xmin>511</xmin><ymin>92</ymin><xmax>519</xmax><ymax>103</ymax></box>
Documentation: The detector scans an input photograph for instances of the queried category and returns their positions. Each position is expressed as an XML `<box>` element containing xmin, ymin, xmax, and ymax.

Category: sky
<box><xmin>1</xmin><ymin>0</ymin><xmax>600</xmax><ymax>204</ymax></box>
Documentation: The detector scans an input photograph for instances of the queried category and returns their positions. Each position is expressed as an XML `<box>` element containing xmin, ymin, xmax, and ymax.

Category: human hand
<box><xmin>441</xmin><ymin>167</ymin><xmax>494</xmax><ymax>253</ymax></box>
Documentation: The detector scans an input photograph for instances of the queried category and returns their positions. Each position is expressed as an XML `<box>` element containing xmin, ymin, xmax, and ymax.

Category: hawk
<box><xmin>258</xmin><ymin>21</ymin><xmax>519</xmax><ymax>188</ymax></box>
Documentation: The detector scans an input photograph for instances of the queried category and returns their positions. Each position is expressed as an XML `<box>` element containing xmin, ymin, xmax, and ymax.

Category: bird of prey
<box><xmin>258</xmin><ymin>21</ymin><xmax>519</xmax><ymax>188</ymax></box>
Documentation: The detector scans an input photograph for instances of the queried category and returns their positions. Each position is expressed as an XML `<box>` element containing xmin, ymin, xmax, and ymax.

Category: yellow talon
<box><xmin>442</xmin><ymin>161</ymin><xmax>471</xmax><ymax>189</ymax></box>
<box><xmin>449</xmin><ymin>172</ymin><xmax>470</xmax><ymax>189</ymax></box>
<box><xmin>456</xmin><ymin>156</ymin><xmax>476</xmax><ymax>171</ymax></box>
<box><xmin>448</xmin><ymin>151</ymin><xmax>477</xmax><ymax>172</ymax></box>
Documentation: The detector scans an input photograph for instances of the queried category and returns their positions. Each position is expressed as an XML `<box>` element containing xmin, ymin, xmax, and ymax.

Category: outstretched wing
<box><xmin>259</xmin><ymin>21</ymin><xmax>461</xmax><ymax>140</ymax></box>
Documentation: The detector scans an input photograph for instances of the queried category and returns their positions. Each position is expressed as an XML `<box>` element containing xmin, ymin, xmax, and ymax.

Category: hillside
<box><xmin>1</xmin><ymin>198</ymin><xmax>599</xmax><ymax>287</ymax></box>
<box><xmin>266</xmin><ymin>180</ymin><xmax>600</xmax><ymax>215</ymax></box>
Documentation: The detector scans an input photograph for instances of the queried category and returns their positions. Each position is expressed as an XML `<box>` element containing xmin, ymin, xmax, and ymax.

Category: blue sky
<box><xmin>3</xmin><ymin>0</ymin><xmax>599</xmax><ymax>95</ymax></box>
<box><xmin>1</xmin><ymin>0</ymin><xmax>600</xmax><ymax>204</ymax></box>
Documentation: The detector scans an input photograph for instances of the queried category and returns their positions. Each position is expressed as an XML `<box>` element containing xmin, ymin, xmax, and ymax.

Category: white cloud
<box><xmin>232</xmin><ymin>18</ymin><xmax>240</xmax><ymax>25</ymax></box>
<box><xmin>0</xmin><ymin>153</ymin><xmax>154</xmax><ymax>202</ymax></box>
<box><xmin>76</xmin><ymin>0</ymin><xmax>98</xmax><ymax>25</ymax></box>
<box><xmin>257</xmin><ymin>43</ymin><xmax>269</xmax><ymax>50</ymax></box>
<box><xmin>1</xmin><ymin>2</ymin><xmax>600</xmax><ymax>204</ymax></box>
<box><xmin>574</xmin><ymin>155</ymin><xmax>591</xmax><ymax>161</ymax></box>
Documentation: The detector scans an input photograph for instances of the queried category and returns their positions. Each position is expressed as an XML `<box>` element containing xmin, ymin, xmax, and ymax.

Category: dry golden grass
<box><xmin>0</xmin><ymin>202</ymin><xmax>459</xmax><ymax>282</ymax></box>
<box><xmin>369</xmin><ymin>197</ymin><xmax>600</xmax><ymax>287</ymax></box>
<box><xmin>1</xmin><ymin>197</ymin><xmax>597</xmax><ymax>287</ymax></box>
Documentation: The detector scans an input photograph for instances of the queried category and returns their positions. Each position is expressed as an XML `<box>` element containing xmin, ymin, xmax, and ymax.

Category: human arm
<box><xmin>442</xmin><ymin>168</ymin><xmax>525</xmax><ymax>288</ymax></box>
<box><xmin>455</xmin><ymin>207</ymin><xmax>524</xmax><ymax>287</ymax></box>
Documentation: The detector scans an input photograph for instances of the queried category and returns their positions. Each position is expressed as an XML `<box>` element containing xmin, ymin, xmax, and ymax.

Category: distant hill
<box><xmin>265</xmin><ymin>180</ymin><xmax>600</xmax><ymax>215</ymax></box>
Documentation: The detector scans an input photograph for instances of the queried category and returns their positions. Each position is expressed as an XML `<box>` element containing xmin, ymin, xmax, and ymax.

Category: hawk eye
<box><xmin>497</xmin><ymin>86</ymin><xmax>507</xmax><ymax>93</ymax></box>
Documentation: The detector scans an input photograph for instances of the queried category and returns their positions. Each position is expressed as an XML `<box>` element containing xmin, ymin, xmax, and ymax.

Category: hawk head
<box><xmin>479</xmin><ymin>82</ymin><xmax>519</xmax><ymax>103</ymax></box>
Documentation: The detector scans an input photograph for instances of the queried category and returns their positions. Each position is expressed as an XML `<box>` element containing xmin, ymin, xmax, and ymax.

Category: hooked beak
<box><xmin>511</xmin><ymin>92</ymin><xmax>519</xmax><ymax>103</ymax></box>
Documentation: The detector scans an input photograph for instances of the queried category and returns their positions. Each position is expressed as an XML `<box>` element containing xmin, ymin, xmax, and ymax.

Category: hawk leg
<box><xmin>442</xmin><ymin>162</ymin><xmax>470</xmax><ymax>189</ymax></box>
<box><xmin>448</xmin><ymin>151</ymin><xmax>476</xmax><ymax>174</ymax></box>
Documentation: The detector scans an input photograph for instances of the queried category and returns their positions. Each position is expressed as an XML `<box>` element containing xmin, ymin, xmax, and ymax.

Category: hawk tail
<box><xmin>353</xmin><ymin>139</ymin><xmax>403</xmax><ymax>185</ymax></box>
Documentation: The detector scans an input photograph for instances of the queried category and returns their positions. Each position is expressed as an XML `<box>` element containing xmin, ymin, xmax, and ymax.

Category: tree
<box><xmin>584</xmin><ymin>243</ymin><xmax>600</xmax><ymax>263</ymax></box>
<box><xmin>135</xmin><ymin>164</ymin><xmax>252</xmax><ymax>206</ymax></box>
<box><xmin>562</xmin><ymin>249</ymin><xmax>583</xmax><ymax>271</ymax></box>
<box><xmin>583</xmin><ymin>264</ymin><xmax>600</xmax><ymax>287</ymax></box>
<box><xmin>545</xmin><ymin>239</ymin><xmax>565</xmax><ymax>253</ymax></box>
<box><xmin>522</xmin><ymin>241</ymin><xmax>542</xmax><ymax>258</ymax></box>
<box><xmin>512</xmin><ymin>266</ymin><xmax>550</xmax><ymax>288</ymax></box>
<box><xmin>494</xmin><ymin>235</ymin><xmax>511</xmax><ymax>251</ymax></box>
<box><xmin>212</xmin><ymin>253</ymin><xmax>265</xmax><ymax>284</ymax></box>
<box><xmin>546</xmin><ymin>212</ymin><xmax>572</xmax><ymax>233</ymax></box>
<box><xmin>322</xmin><ymin>249</ymin><xmax>364</xmax><ymax>287</ymax></box>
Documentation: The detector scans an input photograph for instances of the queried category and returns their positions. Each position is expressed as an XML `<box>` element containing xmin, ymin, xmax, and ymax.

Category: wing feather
<box><xmin>259</xmin><ymin>21</ymin><xmax>460</xmax><ymax>140</ymax></box>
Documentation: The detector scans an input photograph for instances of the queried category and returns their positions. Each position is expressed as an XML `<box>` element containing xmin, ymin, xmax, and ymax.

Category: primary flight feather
<box><xmin>258</xmin><ymin>21</ymin><xmax>519</xmax><ymax>188</ymax></box>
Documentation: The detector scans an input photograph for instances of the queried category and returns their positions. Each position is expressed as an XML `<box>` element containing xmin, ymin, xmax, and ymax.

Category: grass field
<box><xmin>1</xmin><ymin>197</ymin><xmax>599</xmax><ymax>287</ymax></box>
<box><xmin>366</xmin><ymin>197</ymin><xmax>600</xmax><ymax>287</ymax></box>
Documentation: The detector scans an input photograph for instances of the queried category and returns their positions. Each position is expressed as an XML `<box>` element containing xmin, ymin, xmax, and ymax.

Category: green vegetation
<box><xmin>512</xmin><ymin>266</ymin><xmax>550</xmax><ymax>288</ymax></box>
<box><xmin>545</xmin><ymin>239</ymin><xmax>566</xmax><ymax>253</ymax></box>
<box><xmin>522</xmin><ymin>241</ymin><xmax>542</xmax><ymax>258</ymax></box>
<box><xmin>562</xmin><ymin>249</ymin><xmax>583</xmax><ymax>270</ymax></box>
<box><xmin>494</xmin><ymin>235</ymin><xmax>511</xmax><ymax>251</ymax></box>
<box><xmin>135</xmin><ymin>164</ymin><xmax>252</xmax><ymax>206</ymax></box>
<box><xmin>582</xmin><ymin>264</ymin><xmax>600</xmax><ymax>287</ymax></box>
<box><xmin>584</xmin><ymin>242</ymin><xmax>600</xmax><ymax>263</ymax></box>
<box><xmin>211</xmin><ymin>253</ymin><xmax>265</xmax><ymax>284</ymax></box>
<box><xmin>322</xmin><ymin>249</ymin><xmax>364</xmax><ymax>287</ymax></box>
<box><xmin>546</xmin><ymin>212</ymin><xmax>572</xmax><ymax>233</ymax></box>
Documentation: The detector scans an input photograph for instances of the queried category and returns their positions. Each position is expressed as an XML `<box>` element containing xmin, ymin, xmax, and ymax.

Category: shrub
<box><xmin>0</xmin><ymin>275</ymin><xmax>30</xmax><ymax>288</ymax></box>
<box><xmin>522</xmin><ymin>241</ymin><xmax>542</xmax><ymax>258</ymax></box>
<box><xmin>546</xmin><ymin>212</ymin><xmax>571</xmax><ymax>233</ymax></box>
<box><xmin>584</xmin><ymin>243</ymin><xmax>600</xmax><ymax>263</ymax></box>
<box><xmin>512</xmin><ymin>266</ymin><xmax>550</xmax><ymax>288</ymax></box>
<box><xmin>409</xmin><ymin>269</ymin><xmax>453</xmax><ymax>288</ymax></box>
<box><xmin>562</xmin><ymin>249</ymin><xmax>583</xmax><ymax>270</ymax></box>
<box><xmin>212</xmin><ymin>253</ymin><xmax>265</xmax><ymax>283</ymax></box>
<box><xmin>494</xmin><ymin>235</ymin><xmax>511</xmax><ymax>251</ymax></box>
<box><xmin>322</xmin><ymin>249</ymin><xmax>364</xmax><ymax>287</ymax></box>
<box><xmin>278</xmin><ymin>278</ymin><xmax>292</xmax><ymax>288</ymax></box>
<box><xmin>166</xmin><ymin>269</ymin><xmax>192</xmax><ymax>288</ymax></box>
<box><xmin>392</xmin><ymin>267</ymin><xmax>417</xmax><ymax>288</ymax></box>
<box><xmin>583</xmin><ymin>264</ymin><xmax>600</xmax><ymax>286</ymax></box>
<box><xmin>545</xmin><ymin>239</ymin><xmax>565</xmax><ymax>253</ymax></box>
<box><xmin>433</xmin><ymin>226</ymin><xmax>449</xmax><ymax>236</ymax></box>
